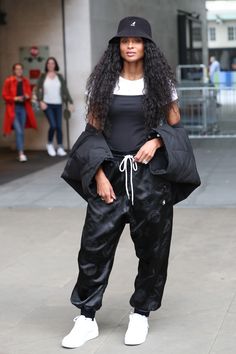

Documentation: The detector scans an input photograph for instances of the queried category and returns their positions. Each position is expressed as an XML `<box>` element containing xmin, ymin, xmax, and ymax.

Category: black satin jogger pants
<box><xmin>71</xmin><ymin>155</ymin><xmax>173</xmax><ymax>313</ymax></box>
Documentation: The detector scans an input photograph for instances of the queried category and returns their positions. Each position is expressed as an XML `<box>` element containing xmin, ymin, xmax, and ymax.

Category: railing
<box><xmin>177</xmin><ymin>86</ymin><xmax>236</xmax><ymax>137</ymax></box>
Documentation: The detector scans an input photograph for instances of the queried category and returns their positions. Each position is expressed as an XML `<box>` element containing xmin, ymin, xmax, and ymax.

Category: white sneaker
<box><xmin>61</xmin><ymin>315</ymin><xmax>99</xmax><ymax>349</ymax></box>
<box><xmin>18</xmin><ymin>154</ymin><xmax>27</xmax><ymax>162</ymax></box>
<box><xmin>57</xmin><ymin>146</ymin><xmax>67</xmax><ymax>156</ymax></box>
<box><xmin>46</xmin><ymin>143</ymin><xmax>56</xmax><ymax>157</ymax></box>
<box><xmin>124</xmin><ymin>313</ymin><xmax>149</xmax><ymax>346</ymax></box>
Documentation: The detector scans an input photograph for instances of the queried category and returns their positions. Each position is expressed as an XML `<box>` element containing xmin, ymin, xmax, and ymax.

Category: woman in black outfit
<box><xmin>62</xmin><ymin>16</ymin><xmax>182</xmax><ymax>348</ymax></box>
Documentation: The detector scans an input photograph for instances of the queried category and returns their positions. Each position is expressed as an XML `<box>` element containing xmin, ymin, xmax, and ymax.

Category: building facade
<box><xmin>0</xmin><ymin>0</ymin><xmax>207</xmax><ymax>150</ymax></box>
<box><xmin>207</xmin><ymin>0</ymin><xmax>236</xmax><ymax>70</ymax></box>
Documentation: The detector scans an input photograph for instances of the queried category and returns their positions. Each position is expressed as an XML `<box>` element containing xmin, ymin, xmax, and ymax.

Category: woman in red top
<box><xmin>2</xmin><ymin>63</ymin><xmax>37</xmax><ymax>162</ymax></box>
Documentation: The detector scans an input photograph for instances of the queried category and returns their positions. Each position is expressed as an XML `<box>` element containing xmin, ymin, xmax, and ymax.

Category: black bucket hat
<box><xmin>109</xmin><ymin>16</ymin><xmax>154</xmax><ymax>43</ymax></box>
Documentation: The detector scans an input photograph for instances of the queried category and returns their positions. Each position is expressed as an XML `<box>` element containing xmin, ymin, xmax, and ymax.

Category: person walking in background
<box><xmin>2</xmin><ymin>63</ymin><xmax>37</xmax><ymax>162</ymax></box>
<box><xmin>209</xmin><ymin>56</ymin><xmax>220</xmax><ymax>85</ymax></box>
<box><xmin>36</xmin><ymin>57</ymin><xmax>73</xmax><ymax>157</ymax></box>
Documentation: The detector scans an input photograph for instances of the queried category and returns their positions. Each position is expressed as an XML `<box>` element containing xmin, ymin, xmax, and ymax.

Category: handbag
<box><xmin>63</xmin><ymin>107</ymin><xmax>71</xmax><ymax>120</ymax></box>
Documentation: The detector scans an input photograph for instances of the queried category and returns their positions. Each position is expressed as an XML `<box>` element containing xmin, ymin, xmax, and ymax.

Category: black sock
<box><xmin>134</xmin><ymin>308</ymin><xmax>150</xmax><ymax>317</ymax></box>
<box><xmin>81</xmin><ymin>308</ymin><xmax>96</xmax><ymax>320</ymax></box>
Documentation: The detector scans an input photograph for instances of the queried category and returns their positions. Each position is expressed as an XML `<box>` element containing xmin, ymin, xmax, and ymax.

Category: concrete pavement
<box><xmin>0</xmin><ymin>138</ymin><xmax>236</xmax><ymax>354</ymax></box>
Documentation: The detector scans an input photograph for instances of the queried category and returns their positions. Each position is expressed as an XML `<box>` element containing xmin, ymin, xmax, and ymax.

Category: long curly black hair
<box><xmin>86</xmin><ymin>39</ymin><xmax>176</xmax><ymax>131</ymax></box>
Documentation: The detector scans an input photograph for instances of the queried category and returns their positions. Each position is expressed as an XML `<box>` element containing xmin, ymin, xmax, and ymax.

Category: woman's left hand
<box><xmin>134</xmin><ymin>138</ymin><xmax>163</xmax><ymax>164</ymax></box>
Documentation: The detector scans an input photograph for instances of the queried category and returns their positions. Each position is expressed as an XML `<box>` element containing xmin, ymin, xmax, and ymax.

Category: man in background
<box><xmin>209</xmin><ymin>56</ymin><xmax>220</xmax><ymax>85</ymax></box>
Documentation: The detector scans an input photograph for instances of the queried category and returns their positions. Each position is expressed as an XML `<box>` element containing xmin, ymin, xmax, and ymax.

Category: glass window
<box><xmin>209</xmin><ymin>27</ymin><xmax>216</xmax><ymax>41</ymax></box>
<box><xmin>193</xmin><ymin>27</ymin><xmax>202</xmax><ymax>41</ymax></box>
<box><xmin>228</xmin><ymin>26</ymin><xmax>236</xmax><ymax>40</ymax></box>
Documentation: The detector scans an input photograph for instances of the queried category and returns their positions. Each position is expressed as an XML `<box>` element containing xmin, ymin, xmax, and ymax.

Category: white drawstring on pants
<box><xmin>119</xmin><ymin>155</ymin><xmax>138</xmax><ymax>205</ymax></box>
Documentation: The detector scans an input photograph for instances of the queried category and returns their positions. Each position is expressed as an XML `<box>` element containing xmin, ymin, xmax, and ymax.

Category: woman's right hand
<box><xmin>68</xmin><ymin>103</ymin><xmax>75</xmax><ymax>113</ymax></box>
<box><xmin>95</xmin><ymin>167</ymin><xmax>116</xmax><ymax>204</ymax></box>
<box><xmin>40</xmin><ymin>101</ymin><xmax>48</xmax><ymax>111</ymax></box>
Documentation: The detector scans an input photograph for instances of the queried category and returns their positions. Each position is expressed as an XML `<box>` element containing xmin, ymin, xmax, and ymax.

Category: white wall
<box><xmin>208</xmin><ymin>20</ymin><xmax>236</xmax><ymax>48</ymax></box>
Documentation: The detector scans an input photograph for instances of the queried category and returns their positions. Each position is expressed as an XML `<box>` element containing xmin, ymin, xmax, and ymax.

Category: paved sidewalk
<box><xmin>0</xmin><ymin>138</ymin><xmax>236</xmax><ymax>354</ymax></box>
<box><xmin>0</xmin><ymin>148</ymin><xmax>67</xmax><ymax>185</ymax></box>
<box><xmin>0</xmin><ymin>207</ymin><xmax>235</xmax><ymax>354</ymax></box>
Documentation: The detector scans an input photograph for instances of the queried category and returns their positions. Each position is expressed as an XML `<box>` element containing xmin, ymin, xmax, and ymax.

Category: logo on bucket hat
<box><xmin>109</xmin><ymin>16</ymin><xmax>154</xmax><ymax>43</ymax></box>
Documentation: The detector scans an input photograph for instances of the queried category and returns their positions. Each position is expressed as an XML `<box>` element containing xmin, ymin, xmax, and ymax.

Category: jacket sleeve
<box><xmin>149</xmin><ymin>122</ymin><xmax>201</xmax><ymax>204</ymax></box>
<box><xmin>35</xmin><ymin>74</ymin><xmax>44</xmax><ymax>101</ymax></box>
<box><xmin>61</xmin><ymin>124</ymin><xmax>113</xmax><ymax>200</ymax></box>
<box><xmin>64</xmin><ymin>84</ymin><xmax>73</xmax><ymax>105</ymax></box>
<box><xmin>59</xmin><ymin>74</ymin><xmax>73</xmax><ymax>104</ymax></box>
<box><xmin>2</xmin><ymin>78</ymin><xmax>15</xmax><ymax>103</ymax></box>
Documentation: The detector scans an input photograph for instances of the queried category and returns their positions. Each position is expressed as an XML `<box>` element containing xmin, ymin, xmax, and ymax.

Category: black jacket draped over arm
<box><xmin>61</xmin><ymin>122</ymin><xmax>201</xmax><ymax>205</ymax></box>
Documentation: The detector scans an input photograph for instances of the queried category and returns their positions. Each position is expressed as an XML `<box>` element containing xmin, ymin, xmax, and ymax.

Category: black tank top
<box><xmin>104</xmin><ymin>95</ymin><xmax>147</xmax><ymax>153</ymax></box>
<box><xmin>103</xmin><ymin>76</ymin><xmax>178</xmax><ymax>153</ymax></box>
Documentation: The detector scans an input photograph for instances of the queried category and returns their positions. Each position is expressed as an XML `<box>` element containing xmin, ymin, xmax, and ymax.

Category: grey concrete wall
<box><xmin>89</xmin><ymin>0</ymin><xmax>208</xmax><ymax>70</ymax></box>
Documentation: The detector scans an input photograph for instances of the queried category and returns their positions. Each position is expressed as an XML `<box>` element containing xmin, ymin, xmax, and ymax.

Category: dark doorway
<box><xmin>178</xmin><ymin>10</ymin><xmax>203</xmax><ymax>65</ymax></box>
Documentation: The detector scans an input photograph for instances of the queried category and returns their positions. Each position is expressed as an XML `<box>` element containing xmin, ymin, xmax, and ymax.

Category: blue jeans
<box><xmin>13</xmin><ymin>105</ymin><xmax>26</xmax><ymax>152</ymax></box>
<box><xmin>44</xmin><ymin>104</ymin><xmax>63</xmax><ymax>145</ymax></box>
